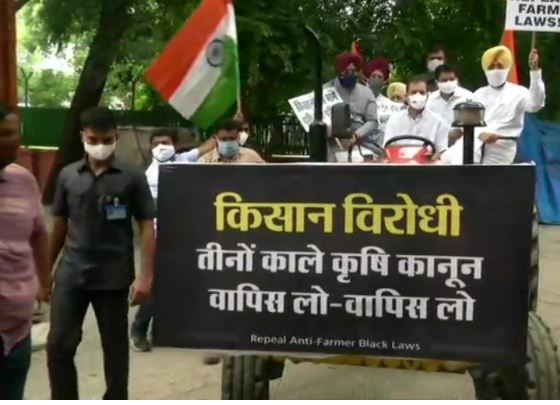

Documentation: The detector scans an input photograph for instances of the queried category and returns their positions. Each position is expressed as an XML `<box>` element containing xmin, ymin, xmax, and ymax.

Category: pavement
<box><xmin>25</xmin><ymin>226</ymin><xmax>560</xmax><ymax>400</ymax></box>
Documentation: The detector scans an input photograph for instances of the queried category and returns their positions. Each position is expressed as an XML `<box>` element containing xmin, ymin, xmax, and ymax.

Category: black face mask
<box><xmin>339</xmin><ymin>73</ymin><xmax>358</xmax><ymax>90</ymax></box>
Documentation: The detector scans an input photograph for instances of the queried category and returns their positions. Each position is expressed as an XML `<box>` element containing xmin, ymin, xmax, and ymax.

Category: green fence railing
<box><xmin>19</xmin><ymin>107</ymin><xmax>308</xmax><ymax>156</ymax></box>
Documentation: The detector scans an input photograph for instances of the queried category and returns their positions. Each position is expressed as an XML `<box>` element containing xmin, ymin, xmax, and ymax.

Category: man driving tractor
<box><xmin>327</xmin><ymin>52</ymin><xmax>380</xmax><ymax>162</ymax></box>
<box><xmin>384</xmin><ymin>75</ymin><xmax>450</xmax><ymax>161</ymax></box>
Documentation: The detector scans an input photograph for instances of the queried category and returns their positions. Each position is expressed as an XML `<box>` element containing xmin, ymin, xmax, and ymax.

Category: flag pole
<box><xmin>531</xmin><ymin>32</ymin><xmax>537</xmax><ymax>49</ymax></box>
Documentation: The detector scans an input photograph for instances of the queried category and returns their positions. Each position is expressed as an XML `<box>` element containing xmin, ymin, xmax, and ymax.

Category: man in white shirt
<box><xmin>144</xmin><ymin>128</ymin><xmax>215</xmax><ymax>200</ymax></box>
<box><xmin>441</xmin><ymin>46</ymin><xmax>546</xmax><ymax>165</ymax></box>
<box><xmin>384</xmin><ymin>76</ymin><xmax>450</xmax><ymax>159</ymax></box>
<box><xmin>475</xmin><ymin>46</ymin><xmax>545</xmax><ymax>164</ymax></box>
<box><xmin>426</xmin><ymin>64</ymin><xmax>473</xmax><ymax>127</ymax></box>
<box><xmin>131</xmin><ymin>127</ymin><xmax>215</xmax><ymax>352</ymax></box>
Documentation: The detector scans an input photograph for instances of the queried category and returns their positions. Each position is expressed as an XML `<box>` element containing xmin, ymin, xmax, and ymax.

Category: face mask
<box><xmin>218</xmin><ymin>140</ymin><xmax>240</xmax><ymax>158</ymax></box>
<box><xmin>369</xmin><ymin>78</ymin><xmax>384</xmax><ymax>97</ymax></box>
<box><xmin>339</xmin><ymin>73</ymin><xmax>358</xmax><ymax>90</ymax></box>
<box><xmin>239</xmin><ymin>131</ymin><xmax>249</xmax><ymax>146</ymax></box>
<box><xmin>408</xmin><ymin>93</ymin><xmax>427</xmax><ymax>110</ymax></box>
<box><xmin>438</xmin><ymin>80</ymin><xmax>458</xmax><ymax>95</ymax></box>
<box><xmin>152</xmin><ymin>144</ymin><xmax>176</xmax><ymax>162</ymax></box>
<box><xmin>83</xmin><ymin>141</ymin><xmax>116</xmax><ymax>161</ymax></box>
<box><xmin>485</xmin><ymin>69</ymin><xmax>509</xmax><ymax>88</ymax></box>
<box><xmin>427</xmin><ymin>58</ymin><xmax>444</xmax><ymax>72</ymax></box>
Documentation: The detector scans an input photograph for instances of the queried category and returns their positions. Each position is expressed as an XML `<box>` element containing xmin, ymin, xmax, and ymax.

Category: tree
<box><xmin>40</xmin><ymin>0</ymin><xmax>136</xmax><ymax>201</ymax></box>
<box><xmin>24</xmin><ymin>0</ymin><xmax>560</xmax><ymax>199</ymax></box>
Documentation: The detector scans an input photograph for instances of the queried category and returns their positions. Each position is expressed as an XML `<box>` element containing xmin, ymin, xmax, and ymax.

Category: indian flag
<box><xmin>146</xmin><ymin>0</ymin><xmax>239</xmax><ymax>129</ymax></box>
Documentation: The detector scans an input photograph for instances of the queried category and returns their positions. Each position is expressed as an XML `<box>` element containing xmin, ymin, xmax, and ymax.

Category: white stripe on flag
<box><xmin>169</xmin><ymin>16</ymin><xmax>229</xmax><ymax>119</ymax></box>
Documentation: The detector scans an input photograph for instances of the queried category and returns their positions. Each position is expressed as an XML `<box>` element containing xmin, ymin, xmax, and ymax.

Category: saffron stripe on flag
<box><xmin>145</xmin><ymin>0</ymin><xmax>230</xmax><ymax>100</ymax></box>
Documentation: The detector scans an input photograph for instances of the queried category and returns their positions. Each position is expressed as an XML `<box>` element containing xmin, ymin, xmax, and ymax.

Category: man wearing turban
<box><xmin>387</xmin><ymin>82</ymin><xmax>407</xmax><ymax>104</ymax></box>
<box><xmin>328</xmin><ymin>51</ymin><xmax>380</xmax><ymax>162</ymax></box>
<box><xmin>364</xmin><ymin>57</ymin><xmax>406</xmax><ymax>135</ymax></box>
<box><xmin>442</xmin><ymin>46</ymin><xmax>545</xmax><ymax>165</ymax></box>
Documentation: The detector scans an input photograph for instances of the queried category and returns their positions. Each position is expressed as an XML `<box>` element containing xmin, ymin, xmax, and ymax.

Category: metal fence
<box><xmin>19</xmin><ymin>107</ymin><xmax>308</xmax><ymax>157</ymax></box>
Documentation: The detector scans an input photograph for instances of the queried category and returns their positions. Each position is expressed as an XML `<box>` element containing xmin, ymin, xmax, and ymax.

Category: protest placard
<box><xmin>506</xmin><ymin>0</ymin><xmax>560</xmax><ymax>33</ymax></box>
<box><xmin>288</xmin><ymin>86</ymin><xmax>343</xmax><ymax>132</ymax></box>
<box><xmin>154</xmin><ymin>164</ymin><xmax>535</xmax><ymax>364</ymax></box>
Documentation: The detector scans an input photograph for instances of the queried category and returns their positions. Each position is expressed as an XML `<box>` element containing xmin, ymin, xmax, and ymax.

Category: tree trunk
<box><xmin>43</xmin><ymin>0</ymin><xmax>133</xmax><ymax>202</ymax></box>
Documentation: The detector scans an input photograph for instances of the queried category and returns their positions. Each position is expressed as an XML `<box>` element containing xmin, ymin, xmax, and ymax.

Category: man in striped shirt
<box><xmin>0</xmin><ymin>104</ymin><xmax>50</xmax><ymax>400</ymax></box>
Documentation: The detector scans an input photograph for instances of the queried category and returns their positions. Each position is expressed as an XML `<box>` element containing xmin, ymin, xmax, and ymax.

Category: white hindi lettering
<box><xmin>435</xmin><ymin>290</ymin><xmax>476</xmax><ymax>322</ymax></box>
<box><xmin>331</xmin><ymin>246</ymin><xmax>390</xmax><ymax>283</ymax></box>
<box><xmin>292</xmin><ymin>285</ymin><xmax>330</xmax><ymax>315</ymax></box>
<box><xmin>261</xmin><ymin>244</ymin><xmax>324</xmax><ymax>274</ymax></box>
<box><xmin>196</xmin><ymin>242</ymin><xmax>256</xmax><ymax>272</ymax></box>
<box><xmin>397</xmin><ymin>254</ymin><xmax>484</xmax><ymax>284</ymax></box>
<box><xmin>208</xmin><ymin>284</ymin><xmax>287</xmax><ymax>313</ymax></box>
<box><xmin>343</xmin><ymin>289</ymin><xmax>429</xmax><ymax>320</ymax></box>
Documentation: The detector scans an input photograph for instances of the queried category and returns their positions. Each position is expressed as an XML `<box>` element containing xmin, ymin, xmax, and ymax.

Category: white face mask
<box><xmin>427</xmin><ymin>58</ymin><xmax>444</xmax><ymax>72</ymax></box>
<box><xmin>152</xmin><ymin>144</ymin><xmax>176</xmax><ymax>162</ymax></box>
<box><xmin>485</xmin><ymin>69</ymin><xmax>509</xmax><ymax>88</ymax></box>
<box><xmin>239</xmin><ymin>131</ymin><xmax>249</xmax><ymax>146</ymax></box>
<box><xmin>408</xmin><ymin>93</ymin><xmax>428</xmax><ymax>111</ymax></box>
<box><xmin>438</xmin><ymin>79</ymin><xmax>458</xmax><ymax>95</ymax></box>
<box><xmin>83</xmin><ymin>141</ymin><xmax>116</xmax><ymax>161</ymax></box>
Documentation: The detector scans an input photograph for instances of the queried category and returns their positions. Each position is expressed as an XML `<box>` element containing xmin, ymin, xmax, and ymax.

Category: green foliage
<box><xmin>18</xmin><ymin>0</ymin><xmax>560</xmax><ymax>120</ymax></box>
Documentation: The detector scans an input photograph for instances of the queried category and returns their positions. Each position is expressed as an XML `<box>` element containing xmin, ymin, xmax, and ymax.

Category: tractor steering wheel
<box><xmin>347</xmin><ymin>139</ymin><xmax>387</xmax><ymax>162</ymax></box>
<box><xmin>384</xmin><ymin>135</ymin><xmax>437</xmax><ymax>156</ymax></box>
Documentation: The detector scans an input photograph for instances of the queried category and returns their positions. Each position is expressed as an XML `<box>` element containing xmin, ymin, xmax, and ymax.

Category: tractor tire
<box><xmin>221</xmin><ymin>355</ymin><xmax>271</xmax><ymax>400</ymax></box>
<box><xmin>469</xmin><ymin>312</ymin><xmax>560</xmax><ymax>399</ymax></box>
<box><xmin>529</xmin><ymin>207</ymin><xmax>539</xmax><ymax>311</ymax></box>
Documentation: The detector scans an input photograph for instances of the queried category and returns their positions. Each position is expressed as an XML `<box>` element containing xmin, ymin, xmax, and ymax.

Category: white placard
<box><xmin>288</xmin><ymin>86</ymin><xmax>343</xmax><ymax>132</ymax></box>
<box><xmin>505</xmin><ymin>0</ymin><xmax>560</xmax><ymax>33</ymax></box>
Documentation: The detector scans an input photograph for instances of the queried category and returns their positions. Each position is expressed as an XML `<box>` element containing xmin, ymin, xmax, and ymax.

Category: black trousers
<box><xmin>0</xmin><ymin>335</ymin><xmax>31</xmax><ymax>400</ymax></box>
<box><xmin>47</xmin><ymin>286</ymin><xmax>129</xmax><ymax>400</ymax></box>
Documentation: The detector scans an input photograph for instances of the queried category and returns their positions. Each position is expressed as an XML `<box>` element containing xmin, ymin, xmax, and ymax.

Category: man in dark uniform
<box><xmin>47</xmin><ymin>107</ymin><xmax>156</xmax><ymax>400</ymax></box>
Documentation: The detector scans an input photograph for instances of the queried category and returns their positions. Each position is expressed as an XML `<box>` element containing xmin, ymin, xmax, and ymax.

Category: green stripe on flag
<box><xmin>191</xmin><ymin>37</ymin><xmax>239</xmax><ymax>129</ymax></box>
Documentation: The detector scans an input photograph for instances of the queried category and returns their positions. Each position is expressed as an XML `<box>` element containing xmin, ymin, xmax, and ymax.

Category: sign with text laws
<box><xmin>506</xmin><ymin>0</ymin><xmax>560</xmax><ymax>32</ymax></box>
<box><xmin>153</xmin><ymin>164</ymin><xmax>534</xmax><ymax>365</ymax></box>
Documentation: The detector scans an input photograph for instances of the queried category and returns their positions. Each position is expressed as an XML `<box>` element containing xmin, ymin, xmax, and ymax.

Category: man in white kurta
<box><xmin>426</xmin><ymin>64</ymin><xmax>473</xmax><ymax>127</ymax></box>
<box><xmin>441</xmin><ymin>46</ymin><xmax>545</xmax><ymax>165</ymax></box>
<box><xmin>384</xmin><ymin>77</ymin><xmax>450</xmax><ymax>156</ymax></box>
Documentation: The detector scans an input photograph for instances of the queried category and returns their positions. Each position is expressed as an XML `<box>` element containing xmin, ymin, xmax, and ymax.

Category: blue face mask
<box><xmin>339</xmin><ymin>73</ymin><xmax>358</xmax><ymax>90</ymax></box>
<box><xmin>218</xmin><ymin>140</ymin><xmax>240</xmax><ymax>158</ymax></box>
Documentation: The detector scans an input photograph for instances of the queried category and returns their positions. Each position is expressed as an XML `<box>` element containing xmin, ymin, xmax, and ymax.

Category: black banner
<box><xmin>154</xmin><ymin>164</ymin><xmax>535</xmax><ymax>365</ymax></box>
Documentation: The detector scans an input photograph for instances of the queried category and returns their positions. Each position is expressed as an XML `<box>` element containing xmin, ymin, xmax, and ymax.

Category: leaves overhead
<box><xmin>18</xmin><ymin>0</ymin><xmax>560</xmax><ymax>120</ymax></box>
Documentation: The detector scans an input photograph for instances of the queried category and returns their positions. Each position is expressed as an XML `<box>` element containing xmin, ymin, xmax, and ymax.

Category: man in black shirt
<box><xmin>47</xmin><ymin>107</ymin><xmax>156</xmax><ymax>400</ymax></box>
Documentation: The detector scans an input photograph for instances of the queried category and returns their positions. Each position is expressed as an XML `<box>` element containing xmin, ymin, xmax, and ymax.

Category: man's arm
<box><xmin>50</xmin><ymin>170</ymin><xmax>69</xmax><ymax>272</ymax></box>
<box><xmin>525</xmin><ymin>49</ymin><xmax>546</xmax><ymax>113</ymax></box>
<box><xmin>383</xmin><ymin>114</ymin><xmax>398</xmax><ymax>145</ymax></box>
<box><xmin>29</xmin><ymin>181</ymin><xmax>51</xmax><ymax>300</ymax></box>
<box><xmin>49</xmin><ymin>217</ymin><xmax>68</xmax><ymax>269</ymax></box>
<box><xmin>130</xmin><ymin>171</ymin><xmax>157</xmax><ymax>305</ymax></box>
<box><xmin>131</xmin><ymin>219</ymin><xmax>155</xmax><ymax>305</ymax></box>
<box><xmin>176</xmin><ymin>138</ymin><xmax>217</xmax><ymax>163</ymax></box>
<box><xmin>354</xmin><ymin>94</ymin><xmax>379</xmax><ymax>139</ymax></box>
<box><xmin>435</xmin><ymin>119</ymin><xmax>450</xmax><ymax>153</ymax></box>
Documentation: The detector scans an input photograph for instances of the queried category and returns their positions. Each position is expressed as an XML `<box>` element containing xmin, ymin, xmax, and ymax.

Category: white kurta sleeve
<box><xmin>383</xmin><ymin>114</ymin><xmax>398</xmax><ymax>145</ymax></box>
<box><xmin>525</xmin><ymin>70</ymin><xmax>546</xmax><ymax>113</ymax></box>
<box><xmin>175</xmin><ymin>148</ymin><xmax>200</xmax><ymax>163</ymax></box>
<box><xmin>435</xmin><ymin>119</ymin><xmax>450</xmax><ymax>152</ymax></box>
